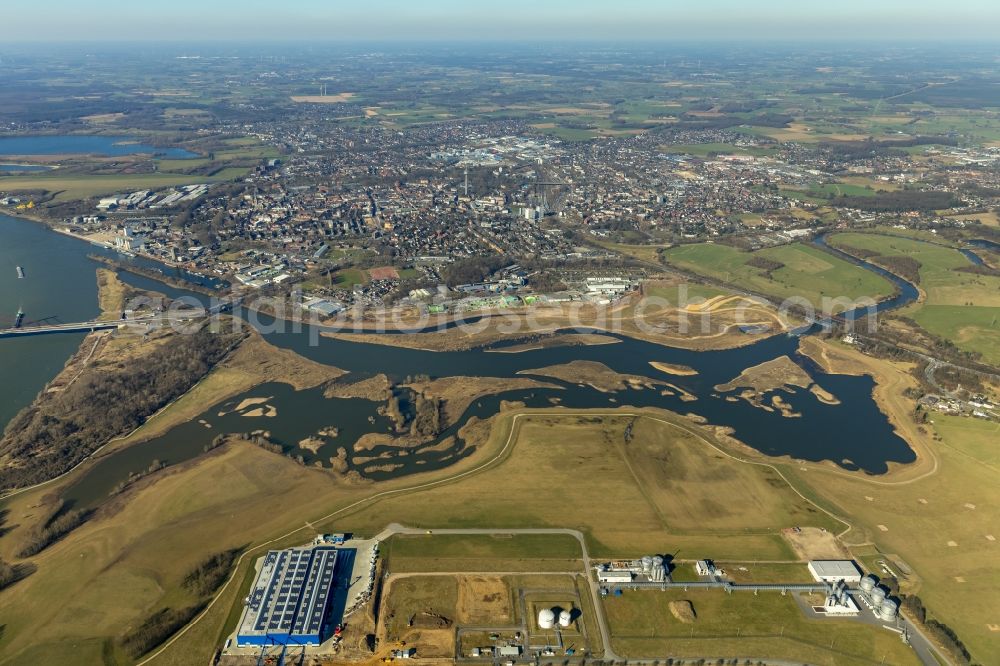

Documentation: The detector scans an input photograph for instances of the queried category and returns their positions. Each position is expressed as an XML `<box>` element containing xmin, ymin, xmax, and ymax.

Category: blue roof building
<box><xmin>236</xmin><ymin>546</ymin><xmax>340</xmax><ymax>647</ymax></box>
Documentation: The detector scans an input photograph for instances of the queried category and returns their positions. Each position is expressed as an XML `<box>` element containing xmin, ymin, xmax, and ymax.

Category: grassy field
<box><xmin>604</xmin><ymin>588</ymin><xmax>920</xmax><ymax>665</ymax></box>
<box><xmin>327</xmin><ymin>413</ymin><xmax>839</xmax><ymax>556</ymax></box>
<box><xmin>829</xmin><ymin>231</ymin><xmax>1000</xmax><ymax>363</ymax></box>
<box><xmin>332</xmin><ymin>267</ymin><xmax>369</xmax><ymax>288</ymax></box>
<box><xmin>663</xmin><ymin>241</ymin><xmax>896</xmax><ymax>310</ymax></box>
<box><xmin>383</xmin><ymin>533</ymin><xmax>583</xmax><ymax>573</ymax></box>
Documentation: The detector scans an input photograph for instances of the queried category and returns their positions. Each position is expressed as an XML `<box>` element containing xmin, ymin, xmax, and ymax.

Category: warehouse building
<box><xmin>236</xmin><ymin>546</ymin><xmax>341</xmax><ymax>647</ymax></box>
<box><xmin>808</xmin><ymin>560</ymin><xmax>863</xmax><ymax>584</ymax></box>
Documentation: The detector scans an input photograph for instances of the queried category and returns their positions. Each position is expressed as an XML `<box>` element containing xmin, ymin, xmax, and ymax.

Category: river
<box><xmin>0</xmin><ymin>214</ymin><xmax>926</xmax><ymax>509</ymax></box>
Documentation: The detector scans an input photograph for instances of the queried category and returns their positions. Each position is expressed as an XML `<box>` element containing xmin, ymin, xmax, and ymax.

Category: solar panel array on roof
<box><xmin>236</xmin><ymin>546</ymin><xmax>339</xmax><ymax>646</ymax></box>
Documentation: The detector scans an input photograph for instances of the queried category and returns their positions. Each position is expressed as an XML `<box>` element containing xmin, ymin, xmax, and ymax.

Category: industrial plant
<box><xmin>595</xmin><ymin>554</ymin><xmax>668</xmax><ymax>584</ymax></box>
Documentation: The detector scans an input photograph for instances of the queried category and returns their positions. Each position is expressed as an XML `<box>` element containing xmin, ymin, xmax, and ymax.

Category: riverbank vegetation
<box><xmin>15</xmin><ymin>500</ymin><xmax>91</xmax><ymax>558</ymax></box>
<box><xmin>107</xmin><ymin>329</ymin><xmax>346</xmax><ymax>452</ymax></box>
<box><xmin>0</xmin><ymin>325</ymin><xmax>241</xmax><ymax>490</ymax></box>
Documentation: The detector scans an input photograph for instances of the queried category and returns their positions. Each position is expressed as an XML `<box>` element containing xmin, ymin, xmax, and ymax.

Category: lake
<box><xmin>0</xmin><ymin>135</ymin><xmax>198</xmax><ymax>159</ymax></box>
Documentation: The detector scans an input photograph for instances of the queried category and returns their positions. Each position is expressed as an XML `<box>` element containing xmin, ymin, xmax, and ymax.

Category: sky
<box><xmin>5</xmin><ymin>0</ymin><xmax>1000</xmax><ymax>42</ymax></box>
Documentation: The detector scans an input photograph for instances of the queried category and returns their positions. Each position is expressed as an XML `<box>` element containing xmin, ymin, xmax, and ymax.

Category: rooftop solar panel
<box><xmin>238</xmin><ymin>547</ymin><xmax>340</xmax><ymax>645</ymax></box>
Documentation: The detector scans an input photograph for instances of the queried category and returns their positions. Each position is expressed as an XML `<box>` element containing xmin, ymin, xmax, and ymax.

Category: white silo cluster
<box><xmin>639</xmin><ymin>555</ymin><xmax>667</xmax><ymax>582</ymax></box>
<box><xmin>858</xmin><ymin>574</ymin><xmax>898</xmax><ymax>621</ymax></box>
<box><xmin>537</xmin><ymin>607</ymin><xmax>575</xmax><ymax>630</ymax></box>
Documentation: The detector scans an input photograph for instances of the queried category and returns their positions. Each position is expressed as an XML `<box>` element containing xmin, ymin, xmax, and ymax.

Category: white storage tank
<box><xmin>878</xmin><ymin>598</ymin><xmax>899</xmax><ymax>621</ymax></box>
<box><xmin>860</xmin><ymin>575</ymin><xmax>877</xmax><ymax>593</ymax></box>
<box><xmin>558</xmin><ymin>610</ymin><xmax>572</xmax><ymax>628</ymax></box>
<box><xmin>652</xmin><ymin>555</ymin><xmax>665</xmax><ymax>582</ymax></box>
<box><xmin>538</xmin><ymin>608</ymin><xmax>556</xmax><ymax>630</ymax></box>
<box><xmin>641</xmin><ymin>555</ymin><xmax>653</xmax><ymax>575</ymax></box>
<box><xmin>870</xmin><ymin>586</ymin><xmax>887</xmax><ymax>608</ymax></box>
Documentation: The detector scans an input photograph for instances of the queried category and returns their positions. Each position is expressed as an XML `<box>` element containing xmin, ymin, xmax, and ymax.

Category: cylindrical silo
<box><xmin>878</xmin><ymin>598</ymin><xmax>898</xmax><ymax>621</ymax></box>
<box><xmin>860</xmin><ymin>575</ymin><xmax>877</xmax><ymax>593</ymax></box>
<box><xmin>870</xmin><ymin>586</ymin><xmax>887</xmax><ymax>608</ymax></box>
<box><xmin>538</xmin><ymin>608</ymin><xmax>555</xmax><ymax>630</ymax></box>
<box><xmin>652</xmin><ymin>556</ymin><xmax>665</xmax><ymax>581</ymax></box>
<box><xmin>641</xmin><ymin>555</ymin><xmax>653</xmax><ymax>576</ymax></box>
<box><xmin>558</xmin><ymin>610</ymin><xmax>572</xmax><ymax>628</ymax></box>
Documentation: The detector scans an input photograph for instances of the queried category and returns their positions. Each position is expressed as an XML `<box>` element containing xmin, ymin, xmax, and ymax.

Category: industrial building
<box><xmin>807</xmin><ymin>560</ymin><xmax>863</xmax><ymax>583</ymax></box>
<box><xmin>595</xmin><ymin>555</ymin><xmax>667</xmax><ymax>584</ymax></box>
<box><xmin>236</xmin><ymin>546</ymin><xmax>341</xmax><ymax>647</ymax></box>
<box><xmin>694</xmin><ymin>559</ymin><xmax>717</xmax><ymax>577</ymax></box>
<box><xmin>817</xmin><ymin>580</ymin><xmax>860</xmax><ymax>616</ymax></box>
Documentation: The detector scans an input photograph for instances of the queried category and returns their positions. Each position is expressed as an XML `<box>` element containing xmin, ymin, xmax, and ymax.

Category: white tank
<box><xmin>641</xmin><ymin>555</ymin><xmax>653</xmax><ymax>575</ymax></box>
<box><xmin>860</xmin><ymin>575</ymin><xmax>877</xmax><ymax>593</ymax></box>
<box><xmin>870</xmin><ymin>586</ymin><xmax>887</xmax><ymax>607</ymax></box>
<box><xmin>538</xmin><ymin>608</ymin><xmax>556</xmax><ymax>629</ymax></box>
<box><xmin>558</xmin><ymin>610</ymin><xmax>572</xmax><ymax>628</ymax></box>
<box><xmin>877</xmin><ymin>598</ymin><xmax>898</xmax><ymax>621</ymax></box>
<box><xmin>652</xmin><ymin>555</ymin><xmax>665</xmax><ymax>581</ymax></box>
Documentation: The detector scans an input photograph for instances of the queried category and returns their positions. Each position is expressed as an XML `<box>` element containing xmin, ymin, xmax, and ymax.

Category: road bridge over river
<box><xmin>0</xmin><ymin>298</ymin><xmax>239</xmax><ymax>339</ymax></box>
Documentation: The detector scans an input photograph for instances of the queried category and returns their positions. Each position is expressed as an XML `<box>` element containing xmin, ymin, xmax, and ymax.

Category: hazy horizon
<box><xmin>3</xmin><ymin>0</ymin><xmax>1000</xmax><ymax>42</ymax></box>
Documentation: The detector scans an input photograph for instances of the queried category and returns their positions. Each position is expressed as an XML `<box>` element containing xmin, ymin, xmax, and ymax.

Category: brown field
<box><xmin>456</xmin><ymin>576</ymin><xmax>512</xmax><ymax>624</ymax></box>
<box><xmin>95</xmin><ymin>268</ymin><xmax>129</xmax><ymax>319</ymax></box>
<box><xmin>787</xmin><ymin>337</ymin><xmax>999</xmax><ymax>662</ymax></box>
<box><xmin>0</xmin><ymin>401</ymin><xmax>851</xmax><ymax>665</ymax></box>
<box><xmin>368</xmin><ymin>266</ymin><xmax>400</xmax><ymax>280</ymax></box>
<box><xmin>944</xmin><ymin>210</ymin><xmax>1000</xmax><ymax>227</ymax></box>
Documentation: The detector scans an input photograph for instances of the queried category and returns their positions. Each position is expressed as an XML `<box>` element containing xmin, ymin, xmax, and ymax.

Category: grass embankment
<box><xmin>829</xmin><ymin>231</ymin><xmax>1000</xmax><ymax>364</ymax></box>
<box><xmin>663</xmin><ymin>241</ymin><xmax>896</xmax><ymax>311</ymax></box>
